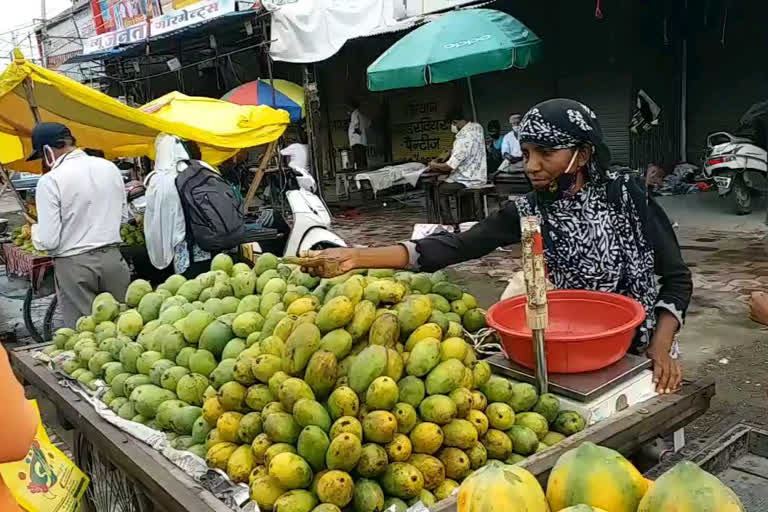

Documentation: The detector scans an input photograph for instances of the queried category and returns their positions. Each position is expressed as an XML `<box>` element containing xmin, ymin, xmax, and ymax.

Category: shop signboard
<box><xmin>84</xmin><ymin>0</ymin><xmax>239</xmax><ymax>54</ymax></box>
<box><xmin>151</xmin><ymin>0</ymin><xmax>237</xmax><ymax>36</ymax></box>
<box><xmin>83</xmin><ymin>22</ymin><xmax>148</xmax><ymax>53</ymax></box>
<box><xmin>389</xmin><ymin>84</ymin><xmax>455</xmax><ymax>161</ymax></box>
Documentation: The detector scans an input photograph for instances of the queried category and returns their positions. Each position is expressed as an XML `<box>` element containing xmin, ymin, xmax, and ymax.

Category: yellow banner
<box><xmin>0</xmin><ymin>401</ymin><xmax>89</xmax><ymax>512</ymax></box>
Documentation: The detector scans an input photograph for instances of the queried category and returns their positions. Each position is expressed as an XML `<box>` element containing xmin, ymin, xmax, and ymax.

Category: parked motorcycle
<box><xmin>248</xmin><ymin>186</ymin><xmax>347</xmax><ymax>257</ymax></box>
<box><xmin>704</xmin><ymin>101</ymin><xmax>768</xmax><ymax>215</ymax></box>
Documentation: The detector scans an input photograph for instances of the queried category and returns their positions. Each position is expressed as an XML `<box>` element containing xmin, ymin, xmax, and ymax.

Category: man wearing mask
<box><xmin>29</xmin><ymin>123</ymin><xmax>130</xmax><ymax>326</ymax></box>
<box><xmin>347</xmin><ymin>99</ymin><xmax>371</xmax><ymax>170</ymax></box>
<box><xmin>427</xmin><ymin>108</ymin><xmax>487</xmax><ymax>227</ymax></box>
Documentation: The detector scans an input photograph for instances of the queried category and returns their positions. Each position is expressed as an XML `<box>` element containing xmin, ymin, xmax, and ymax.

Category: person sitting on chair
<box><xmin>427</xmin><ymin>108</ymin><xmax>487</xmax><ymax>227</ymax></box>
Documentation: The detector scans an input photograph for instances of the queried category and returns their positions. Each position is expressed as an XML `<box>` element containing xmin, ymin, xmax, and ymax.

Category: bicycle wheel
<box><xmin>23</xmin><ymin>288</ymin><xmax>45</xmax><ymax>344</ymax></box>
<box><xmin>43</xmin><ymin>294</ymin><xmax>59</xmax><ymax>341</ymax></box>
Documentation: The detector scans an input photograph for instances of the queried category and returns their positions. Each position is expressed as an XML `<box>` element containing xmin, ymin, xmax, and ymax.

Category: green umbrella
<box><xmin>367</xmin><ymin>9</ymin><xmax>543</xmax><ymax>92</ymax></box>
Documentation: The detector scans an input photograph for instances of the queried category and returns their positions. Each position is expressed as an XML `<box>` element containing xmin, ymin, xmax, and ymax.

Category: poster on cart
<box><xmin>0</xmin><ymin>401</ymin><xmax>89</xmax><ymax>512</ymax></box>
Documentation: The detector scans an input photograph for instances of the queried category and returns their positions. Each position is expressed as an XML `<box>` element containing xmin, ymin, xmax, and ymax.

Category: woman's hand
<box><xmin>298</xmin><ymin>248</ymin><xmax>359</xmax><ymax>278</ymax></box>
<box><xmin>647</xmin><ymin>310</ymin><xmax>683</xmax><ymax>394</ymax></box>
<box><xmin>646</xmin><ymin>344</ymin><xmax>682</xmax><ymax>394</ymax></box>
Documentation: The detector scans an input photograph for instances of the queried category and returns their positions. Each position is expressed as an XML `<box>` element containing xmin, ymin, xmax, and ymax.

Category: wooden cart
<box><xmin>10</xmin><ymin>342</ymin><xmax>716</xmax><ymax>512</ymax></box>
<box><xmin>11</xmin><ymin>344</ymin><xmax>232</xmax><ymax>512</ymax></box>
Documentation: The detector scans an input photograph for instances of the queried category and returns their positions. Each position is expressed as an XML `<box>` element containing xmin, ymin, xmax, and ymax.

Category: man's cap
<box><xmin>26</xmin><ymin>122</ymin><xmax>73</xmax><ymax>161</ymax></box>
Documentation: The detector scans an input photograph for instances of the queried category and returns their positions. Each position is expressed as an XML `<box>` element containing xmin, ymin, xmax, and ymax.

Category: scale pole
<box><xmin>521</xmin><ymin>216</ymin><xmax>549</xmax><ymax>394</ymax></box>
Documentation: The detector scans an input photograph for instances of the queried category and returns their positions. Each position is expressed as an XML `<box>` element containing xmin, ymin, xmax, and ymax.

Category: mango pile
<box><xmin>455</xmin><ymin>443</ymin><xmax>745</xmax><ymax>512</ymax></box>
<box><xmin>11</xmin><ymin>224</ymin><xmax>47</xmax><ymax>256</ymax></box>
<box><xmin>47</xmin><ymin>252</ymin><xmax>586</xmax><ymax>512</ymax></box>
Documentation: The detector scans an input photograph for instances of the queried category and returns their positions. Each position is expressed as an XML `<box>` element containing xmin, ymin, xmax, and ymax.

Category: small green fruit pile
<box><xmin>47</xmin><ymin>253</ymin><xmax>585</xmax><ymax>512</ymax></box>
<box><xmin>120</xmin><ymin>222</ymin><xmax>145</xmax><ymax>247</ymax></box>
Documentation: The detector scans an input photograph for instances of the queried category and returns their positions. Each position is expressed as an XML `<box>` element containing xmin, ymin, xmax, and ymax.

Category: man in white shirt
<box><xmin>427</xmin><ymin>108</ymin><xmax>487</xmax><ymax>226</ymax></box>
<box><xmin>29</xmin><ymin>123</ymin><xmax>130</xmax><ymax>326</ymax></box>
<box><xmin>347</xmin><ymin>99</ymin><xmax>371</xmax><ymax>170</ymax></box>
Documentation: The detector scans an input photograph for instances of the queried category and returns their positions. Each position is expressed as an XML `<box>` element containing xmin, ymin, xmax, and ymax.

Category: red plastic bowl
<box><xmin>487</xmin><ymin>290</ymin><xmax>646</xmax><ymax>374</ymax></box>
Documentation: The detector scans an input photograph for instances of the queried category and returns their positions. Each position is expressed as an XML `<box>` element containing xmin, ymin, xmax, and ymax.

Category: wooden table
<box><xmin>11</xmin><ymin>344</ymin><xmax>232</xmax><ymax>512</ymax></box>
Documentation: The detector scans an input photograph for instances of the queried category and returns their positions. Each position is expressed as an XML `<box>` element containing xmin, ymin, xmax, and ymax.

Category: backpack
<box><xmin>175</xmin><ymin>160</ymin><xmax>245</xmax><ymax>252</ymax></box>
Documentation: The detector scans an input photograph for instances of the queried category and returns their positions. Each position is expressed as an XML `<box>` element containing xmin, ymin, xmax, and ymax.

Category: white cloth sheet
<box><xmin>354</xmin><ymin>162</ymin><xmax>426</xmax><ymax>196</ymax></box>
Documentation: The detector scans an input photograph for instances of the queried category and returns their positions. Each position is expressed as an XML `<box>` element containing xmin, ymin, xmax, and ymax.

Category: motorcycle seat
<box><xmin>243</xmin><ymin>224</ymin><xmax>281</xmax><ymax>242</ymax></box>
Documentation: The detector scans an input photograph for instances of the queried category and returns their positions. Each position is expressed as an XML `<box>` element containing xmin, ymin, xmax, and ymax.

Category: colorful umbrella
<box><xmin>222</xmin><ymin>79</ymin><xmax>305</xmax><ymax>122</ymax></box>
<box><xmin>367</xmin><ymin>9</ymin><xmax>542</xmax><ymax>91</ymax></box>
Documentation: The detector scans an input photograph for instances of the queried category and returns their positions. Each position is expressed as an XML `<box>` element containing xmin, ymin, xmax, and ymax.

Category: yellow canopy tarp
<box><xmin>0</xmin><ymin>51</ymin><xmax>290</xmax><ymax>173</ymax></box>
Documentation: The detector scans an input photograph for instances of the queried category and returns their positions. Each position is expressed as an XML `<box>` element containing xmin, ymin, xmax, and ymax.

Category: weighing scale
<box><xmin>505</xmin><ymin>217</ymin><xmax>657</xmax><ymax>425</ymax></box>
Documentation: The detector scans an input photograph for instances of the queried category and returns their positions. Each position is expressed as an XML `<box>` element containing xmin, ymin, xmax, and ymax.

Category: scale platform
<box><xmin>486</xmin><ymin>352</ymin><xmax>652</xmax><ymax>403</ymax></box>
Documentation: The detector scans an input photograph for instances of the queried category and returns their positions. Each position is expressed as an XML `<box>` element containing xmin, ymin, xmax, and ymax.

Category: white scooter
<box><xmin>704</xmin><ymin>102</ymin><xmax>768</xmax><ymax>215</ymax></box>
<box><xmin>245</xmin><ymin>168</ymin><xmax>346</xmax><ymax>256</ymax></box>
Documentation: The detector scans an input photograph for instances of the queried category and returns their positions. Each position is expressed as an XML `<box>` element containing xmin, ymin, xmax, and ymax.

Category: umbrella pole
<box><xmin>521</xmin><ymin>216</ymin><xmax>549</xmax><ymax>394</ymax></box>
<box><xmin>0</xmin><ymin>164</ymin><xmax>29</xmax><ymax>218</ymax></box>
<box><xmin>466</xmin><ymin>77</ymin><xmax>478</xmax><ymax>122</ymax></box>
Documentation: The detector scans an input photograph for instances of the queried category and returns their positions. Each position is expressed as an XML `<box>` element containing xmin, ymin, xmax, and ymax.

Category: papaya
<box><xmin>457</xmin><ymin>460</ymin><xmax>549</xmax><ymax>512</ymax></box>
<box><xmin>637</xmin><ymin>461</ymin><xmax>744</xmax><ymax>512</ymax></box>
<box><xmin>546</xmin><ymin>442</ymin><xmax>649</xmax><ymax>512</ymax></box>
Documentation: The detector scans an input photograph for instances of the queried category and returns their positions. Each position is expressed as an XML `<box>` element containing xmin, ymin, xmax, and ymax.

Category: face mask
<box><xmin>451</xmin><ymin>124</ymin><xmax>458</xmax><ymax>134</ymax></box>
<box><xmin>550</xmin><ymin>149</ymin><xmax>581</xmax><ymax>197</ymax></box>
<box><xmin>43</xmin><ymin>145</ymin><xmax>56</xmax><ymax>168</ymax></box>
<box><xmin>489</xmin><ymin>130</ymin><xmax>500</xmax><ymax>138</ymax></box>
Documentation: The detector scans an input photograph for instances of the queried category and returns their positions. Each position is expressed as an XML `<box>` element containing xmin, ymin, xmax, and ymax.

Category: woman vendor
<box><xmin>302</xmin><ymin>99</ymin><xmax>692</xmax><ymax>395</ymax></box>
